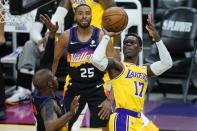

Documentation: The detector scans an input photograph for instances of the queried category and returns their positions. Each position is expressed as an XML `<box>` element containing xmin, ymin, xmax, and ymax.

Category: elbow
<box><xmin>91</xmin><ymin>55</ymin><xmax>99</xmax><ymax>66</ymax></box>
<box><xmin>165</xmin><ymin>58</ymin><xmax>173</xmax><ymax>69</ymax></box>
<box><xmin>91</xmin><ymin>56</ymin><xmax>101</xmax><ymax>70</ymax></box>
<box><xmin>91</xmin><ymin>56</ymin><xmax>108</xmax><ymax>71</ymax></box>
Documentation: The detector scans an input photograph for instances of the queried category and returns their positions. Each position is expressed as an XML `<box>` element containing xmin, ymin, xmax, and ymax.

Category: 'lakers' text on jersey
<box><xmin>66</xmin><ymin>26</ymin><xmax>105</xmax><ymax>84</ymax></box>
<box><xmin>111</xmin><ymin>62</ymin><xmax>148</xmax><ymax>113</ymax></box>
<box><xmin>71</xmin><ymin>0</ymin><xmax>104</xmax><ymax>29</ymax></box>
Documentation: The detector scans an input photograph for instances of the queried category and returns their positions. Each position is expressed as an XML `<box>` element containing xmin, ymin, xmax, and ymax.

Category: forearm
<box><xmin>91</xmin><ymin>35</ymin><xmax>110</xmax><ymax>71</ymax></box>
<box><xmin>40</xmin><ymin>38</ymin><xmax>55</xmax><ymax>70</ymax></box>
<box><xmin>45</xmin><ymin>112</ymin><xmax>73</xmax><ymax>131</ymax></box>
<box><xmin>52</xmin><ymin>59</ymin><xmax>59</xmax><ymax>75</ymax></box>
<box><xmin>150</xmin><ymin>40</ymin><xmax>173</xmax><ymax>75</ymax></box>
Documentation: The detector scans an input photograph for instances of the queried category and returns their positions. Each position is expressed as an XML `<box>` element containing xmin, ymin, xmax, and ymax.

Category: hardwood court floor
<box><xmin>0</xmin><ymin>124</ymin><xmax>102</xmax><ymax>131</ymax></box>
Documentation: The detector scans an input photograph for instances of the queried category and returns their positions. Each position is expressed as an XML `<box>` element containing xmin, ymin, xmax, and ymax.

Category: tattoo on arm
<box><xmin>42</xmin><ymin>100</ymin><xmax>57</xmax><ymax>121</ymax></box>
<box><xmin>107</xmin><ymin>58</ymin><xmax>122</xmax><ymax>71</ymax></box>
<box><xmin>107</xmin><ymin>58</ymin><xmax>123</xmax><ymax>79</ymax></box>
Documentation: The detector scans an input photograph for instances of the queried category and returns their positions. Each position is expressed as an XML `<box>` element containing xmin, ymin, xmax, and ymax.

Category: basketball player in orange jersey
<box><xmin>91</xmin><ymin>14</ymin><xmax>173</xmax><ymax>130</ymax></box>
<box><xmin>32</xmin><ymin>69</ymin><xmax>80</xmax><ymax>131</ymax></box>
<box><xmin>40</xmin><ymin>4</ymin><xmax>119</xmax><ymax>131</ymax></box>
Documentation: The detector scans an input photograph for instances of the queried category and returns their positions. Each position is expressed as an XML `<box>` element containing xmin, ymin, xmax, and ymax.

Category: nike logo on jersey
<box><xmin>96</xmin><ymin>84</ymin><xmax>103</xmax><ymax>88</ymax></box>
<box><xmin>70</xmin><ymin>41</ymin><xmax>78</xmax><ymax>45</ymax></box>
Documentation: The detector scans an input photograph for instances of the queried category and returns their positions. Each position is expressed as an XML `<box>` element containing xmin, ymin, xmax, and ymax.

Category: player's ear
<box><xmin>47</xmin><ymin>78</ymin><xmax>53</xmax><ymax>88</ymax></box>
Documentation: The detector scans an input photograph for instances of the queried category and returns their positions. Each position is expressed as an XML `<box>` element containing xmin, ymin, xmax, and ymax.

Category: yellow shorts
<box><xmin>144</xmin><ymin>121</ymin><xmax>159</xmax><ymax>131</ymax></box>
<box><xmin>108</xmin><ymin>112</ymin><xmax>144</xmax><ymax>131</ymax></box>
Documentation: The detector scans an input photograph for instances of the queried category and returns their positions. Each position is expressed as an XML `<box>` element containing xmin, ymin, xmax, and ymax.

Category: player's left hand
<box><xmin>40</xmin><ymin>14</ymin><xmax>59</xmax><ymax>38</ymax></box>
<box><xmin>145</xmin><ymin>14</ymin><xmax>160</xmax><ymax>42</ymax></box>
<box><xmin>98</xmin><ymin>99</ymin><xmax>112</xmax><ymax>120</ymax></box>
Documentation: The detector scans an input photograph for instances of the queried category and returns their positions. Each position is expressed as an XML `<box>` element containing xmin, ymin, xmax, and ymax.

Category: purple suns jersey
<box><xmin>66</xmin><ymin>26</ymin><xmax>105</xmax><ymax>84</ymax></box>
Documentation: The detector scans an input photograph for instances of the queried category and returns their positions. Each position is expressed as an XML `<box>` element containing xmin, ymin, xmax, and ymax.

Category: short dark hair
<box><xmin>75</xmin><ymin>4</ymin><xmax>92</xmax><ymax>12</ymax></box>
<box><xmin>33</xmin><ymin>69</ymin><xmax>52</xmax><ymax>90</ymax></box>
<box><xmin>125</xmin><ymin>33</ymin><xmax>142</xmax><ymax>47</ymax></box>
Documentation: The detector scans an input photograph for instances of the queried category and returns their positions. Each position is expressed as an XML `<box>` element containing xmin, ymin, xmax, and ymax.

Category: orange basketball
<box><xmin>102</xmin><ymin>7</ymin><xmax>128</xmax><ymax>32</ymax></box>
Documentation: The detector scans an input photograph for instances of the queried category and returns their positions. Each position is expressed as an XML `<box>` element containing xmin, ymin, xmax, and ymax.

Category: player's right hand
<box><xmin>102</xmin><ymin>26</ymin><xmax>122</xmax><ymax>37</ymax></box>
<box><xmin>40</xmin><ymin>14</ymin><xmax>59</xmax><ymax>38</ymax></box>
<box><xmin>69</xmin><ymin>95</ymin><xmax>80</xmax><ymax>116</ymax></box>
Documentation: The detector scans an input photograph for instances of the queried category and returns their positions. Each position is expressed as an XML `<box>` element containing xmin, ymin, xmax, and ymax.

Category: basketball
<box><xmin>102</xmin><ymin>7</ymin><xmax>128</xmax><ymax>32</ymax></box>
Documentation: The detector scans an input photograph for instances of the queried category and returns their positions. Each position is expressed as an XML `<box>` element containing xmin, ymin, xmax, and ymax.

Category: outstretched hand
<box><xmin>145</xmin><ymin>14</ymin><xmax>160</xmax><ymax>42</ymax></box>
<box><xmin>69</xmin><ymin>95</ymin><xmax>80</xmax><ymax>116</ymax></box>
<box><xmin>40</xmin><ymin>14</ymin><xmax>59</xmax><ymax>38</ymax></box>
<box><xmin>98</xmin><ymin>98</ymin><xmax>112</xmax><ymax>120</ymax></box>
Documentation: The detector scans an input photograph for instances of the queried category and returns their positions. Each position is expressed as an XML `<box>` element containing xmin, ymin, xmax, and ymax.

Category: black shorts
<box><xmin>64</xmin><ymin>82</ymin><xmax>108</xmax><ymax>130</ymax></box>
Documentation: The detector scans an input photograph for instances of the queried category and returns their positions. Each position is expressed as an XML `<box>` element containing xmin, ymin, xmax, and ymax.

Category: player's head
<box><xmin>33</xmin><ymin>69</ymin><xmax>58</xmax><ymax>92</ymax></box>
<box><xmin>123</xmin><ymin>33</ymin><xmax>142</xmax><ymax>59</ymax></box>
<box><xmin>74</xmin><ymin>4</ymin><xmax>92</xmax><ymax>28</ymax></box>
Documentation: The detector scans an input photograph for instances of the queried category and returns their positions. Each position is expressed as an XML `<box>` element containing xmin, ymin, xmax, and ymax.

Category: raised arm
<box><xmin>52</xmin><ymin>31</ymin><xmax>69</xmax><ymax>74</ymax></box>
<box><xmin>146</xmin><ymin>14</ymin><xmax>173</xmax><ymax>77</ymax></box>
<box><xmin>41</xmin><ymin>96</ymin><xmax>79</xmax><ymax>131</ymax></box>
<box><xmin>91</xmin><ymin>30</ymin><xmax>123</xmax><ymax>79</ymax></box>
<box><xmin>39</xmin><ymin>14</ymin><xmax>69</xmax><ymax>74</ymax></box>
<box><xmin>98</xmin><ymin>31</ymin><xmax>120</xmax><ymax>61</ymax></box>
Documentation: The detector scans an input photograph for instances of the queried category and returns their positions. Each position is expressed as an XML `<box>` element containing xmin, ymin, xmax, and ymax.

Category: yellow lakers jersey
<box><xmin>71</xmin><ymin>0</ymin><xmax>104</xmax><ymax>29</ymax></box>
<box><xmin>111</xmin><ymin>62</ymin><xmax>148</xmax><ymax>112</ymax></box>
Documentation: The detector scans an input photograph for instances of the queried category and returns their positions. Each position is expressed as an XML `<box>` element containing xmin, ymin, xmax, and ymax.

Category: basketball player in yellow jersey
<box><xmin>51</xmin><ymin>1</ymin><xmax>159</xmax><ymax>130</ymax></box>
<box><xmin>52</xmin><ymin>0</ymin><xmax>160</xmax><ymax>130</ymax></box>
<box><xmin>91</xmin><ymin>14</ymin><xmax>173</xmax><ymax>131</ymax></box>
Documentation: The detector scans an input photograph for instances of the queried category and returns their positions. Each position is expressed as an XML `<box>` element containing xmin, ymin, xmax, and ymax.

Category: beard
<box><xmin>77</xmin><ymin>20</ymin><xmax>91</xmax><ymax>28</ymax></box>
